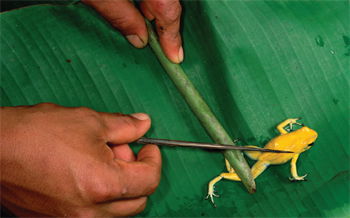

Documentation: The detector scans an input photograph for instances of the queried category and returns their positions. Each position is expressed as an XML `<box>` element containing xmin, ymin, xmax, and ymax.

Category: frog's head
<box><xmin>299</xmin><ymin>126</ymin><xmax>318</xmax><ymax>151</ymax></box>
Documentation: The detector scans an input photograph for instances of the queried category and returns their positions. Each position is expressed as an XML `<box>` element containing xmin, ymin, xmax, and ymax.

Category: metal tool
<box><xmin>136</xmin><ymin>137</ymin><xmax>293</xmax><ymax>153</ymax></box>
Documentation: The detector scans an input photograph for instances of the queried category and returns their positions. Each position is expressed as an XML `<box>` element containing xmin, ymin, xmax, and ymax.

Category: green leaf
<box><xmin>1</xmin><ymin>1</ymin><xmax>349</xmax><ymax>217</ymax></box>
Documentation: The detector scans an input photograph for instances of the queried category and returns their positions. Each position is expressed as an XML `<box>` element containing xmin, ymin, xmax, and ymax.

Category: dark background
<box><xmin>1</xmin><ymin>0</ymin><xmax>73</xmax><ymax>12</ymax></box>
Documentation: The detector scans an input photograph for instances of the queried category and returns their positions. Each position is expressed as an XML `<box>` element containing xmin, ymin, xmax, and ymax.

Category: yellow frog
<box><xmin>207</xmin><ymin>118</ymin><xmax>318</xmax><ymax>205</ymax></box>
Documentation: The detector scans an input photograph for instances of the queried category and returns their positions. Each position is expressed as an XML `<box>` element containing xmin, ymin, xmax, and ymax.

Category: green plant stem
<box><xmin>145</xmin><ymin>20</ymin><xmax>256</xmax><ymax>193</ymax></box>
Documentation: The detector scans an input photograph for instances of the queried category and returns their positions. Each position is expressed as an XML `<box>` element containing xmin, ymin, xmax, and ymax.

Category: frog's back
<box><xmin>259</xmin><ymin>127</ymin><xmax>316</xmax><ymax>164</ymax></box>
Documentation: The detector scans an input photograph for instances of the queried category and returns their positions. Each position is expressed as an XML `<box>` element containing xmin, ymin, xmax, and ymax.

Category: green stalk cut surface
<box><xmin>145</xmin><ymin>20</ymin><xmax>256</xmax><ymax>193</ymax></box>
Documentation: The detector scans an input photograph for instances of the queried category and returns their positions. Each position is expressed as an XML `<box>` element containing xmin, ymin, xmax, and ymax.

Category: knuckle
<box><xmin>75</xmin><ymin>106</ymin><xmax>94</xmax><ymax>113</ymax></box>
<box><xmin>133</xmin><ymin>198</ymin><xmax>147</xmax><ymax>215</ymax></box>
<box><xmin>108</xmin><ymin>16</ymin><xmax>138</xmax><ymax>33</ymax></box>
<box><xmin>120</xmin><ymin>116</ymin><xmax>139</xmax><ymax>133</ymax></box>
<box><xmin>112</xmin><ymin>112</ymin><xmax>127</xmax><ymax>118</ymax></box>
<box><xmin>71</xmin><ymin>208</ymin><xmax>97</xmax><ymax>218</ymax></box>
<box><xmin>109</xmin><ymin>16</ymin><xmax>128</xmax><ymax>28</ymax></box>
<box><xmin>146</xmin><ymin>168</ymin><xmax>160</xmax><ymax>195</ymax></box>
<box><xmin>151</xmin><ymin>176</ymin><xmax>160</xmax><ymax>192</ymax></box>
<box><xmin>147</xmin><ymin>182</ymin><xmax>158</xmax><ymax>195</ymax></box>
<box><xmin>154</xmin><ymin>0</ymin><xmax>181</xmax><ymax>24</ymax></box>
<box><xmin>74</xmin><ymin>107</ymin><xmax>100</xmax><ymax>120</ymax></box>
<box><xmin>79</xmin><ymin>170</ymin><xmax>121</xmax><ymax>203</ymax></box>
<box><xmin>85</xmin><ymin>179</ymin><xmax>117</xmax><ymax>203</ymax></box>
<box><xmin>122</xmin><ymin>197</ymin><xmax>147</xmax><ymax>217</ymax></box>
<box><xmin>23</xmin><ymin>103</ymin><xmax>59</xmax><ymax>124</ymax></box>
<box><xmin>34</xmin><ymin>102</ymin><xmax>58</xmax><ymax>108</ymax></box>
<box><xmin>166</xmin><ymin>4</ymin><xmax>182</xmax><ymax>24</ymax></box>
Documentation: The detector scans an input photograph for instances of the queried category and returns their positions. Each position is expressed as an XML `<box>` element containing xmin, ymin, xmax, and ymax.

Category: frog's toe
<box><xmin>205</xmin><ymin>194</ymin><xmax>218</xmax><ymax>207</ymax></box>
<box><xmin>289</xmin><ymin>174</ymin><xmax>308</xmax><ymax>182</ymax></box>
<box><xmin>206</xmin><ymin>188</ymin><xmax>220</xmax><ymax>207</ymax></box>
<box><xmin>289</xmin><ymin>118</ymin><xmax>300</xmax><ymax>123</ymax></box>
<box><xmin>288</xmin><ymin>118</ymin><xmax>304</xmax><ymax>130</ymax></box>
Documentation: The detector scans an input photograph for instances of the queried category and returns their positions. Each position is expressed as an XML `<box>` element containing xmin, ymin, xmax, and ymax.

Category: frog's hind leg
<box><xmin>207</xmin><ymin>161</ymin><xmax>268</xmax><ymax>206</ymax></box>
<box><xmin>207</xmin><ymin>156</ymin><xmax>244</xmax><ymax>206</ymax></box>
<box><xmin>220</xmin><ymin>160</ymin><xmax>269</xmax><ymax>181</ymax></box>
<box><xmin>225</xmin><ymin>159</ymin><xmax>235</xmax><ymax>173</ymax></box>
<box><xmin>207</xmin><ymin>158</ymin><xmax>237</xmax><ymax>206</ymax></box>
<box><xmin>207</xmin><ymin>175</ymin><xmax>223</xmax><ymax>206</ymax></box>
<box><xmin>224</xmin><ymin>146</ymin><xmax>262</xmax><ymax>172</ymax></box>
<box><xmin>208</xmin><ymin>148</ymin><xmax>264</xmax><ymax>206</ymax></box>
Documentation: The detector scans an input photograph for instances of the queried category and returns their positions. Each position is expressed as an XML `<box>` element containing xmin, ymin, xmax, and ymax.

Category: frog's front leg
<box><xmin>277</xmin><ymin>118</ymin><xmax>302</xmax><ymax>134</ymax></box>
<box><xmin>289</xmin><ymin>153</ymin><xmax>307</xmax><ymax>181</ymax></box>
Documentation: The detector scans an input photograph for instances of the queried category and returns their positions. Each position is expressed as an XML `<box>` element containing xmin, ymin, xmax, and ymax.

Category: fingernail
<box><xmin>178</xmin><ymin>46</ymin><xmax>184</xmax><ymax>63</ymax></box>
<box><xmin>126</xmin><ymin>35</ymin><xmax>145</xmax><ymax>48</ymax></box>
<box><xmin>130</xmin><ymin>113</ymin><xmax>150</xmax><ymax>121</ymax></box>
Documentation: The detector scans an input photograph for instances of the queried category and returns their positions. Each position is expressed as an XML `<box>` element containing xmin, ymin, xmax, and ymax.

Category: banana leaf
<box><xmin>1</xmin><ymin>0</ymin><xmax>349</xmax><ymax>217</ymax></box>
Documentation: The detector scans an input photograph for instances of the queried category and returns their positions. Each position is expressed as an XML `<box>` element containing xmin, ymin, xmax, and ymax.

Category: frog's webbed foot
<box><xmin>205</xmin><ymin>188</ymin><xmax>220</xmax><ymax>207</ymax></box>
<box><xmin>289</xmin><ymin>154</ymin><xmax>308</xmax><ymax>182</ymax></box>
<box><xmin>289</xmin><ymin>174</ymin><xmax>308</xmax><ymax>182</ymax></box>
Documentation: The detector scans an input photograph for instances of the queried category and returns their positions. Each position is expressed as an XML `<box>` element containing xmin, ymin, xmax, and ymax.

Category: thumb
<box><xmin>100</xmin><ymin>112</ymin><xmax>151</xmax><ymax>144</ymax></box>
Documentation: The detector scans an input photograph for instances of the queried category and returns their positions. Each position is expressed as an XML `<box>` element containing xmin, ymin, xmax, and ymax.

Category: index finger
<box><xmin>115</xmin><ymin>144</ymin><xmax>162</xmax><ymax>198</ymax></box>
<box><xmin>141</xmin><ymin>0</ymin><xmax>183</xmax><ymax>63</ymax></box>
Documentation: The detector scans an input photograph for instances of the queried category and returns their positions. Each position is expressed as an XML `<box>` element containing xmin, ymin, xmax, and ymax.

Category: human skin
<box><xmin>0</xmin><ymin>103</ymin><xmax>161</xmax><ymax>217</ymax></box>
<box><xmin>82</xmin><ymin>0</ymin><xmax>183</xmax><ymax>63</ymax></box>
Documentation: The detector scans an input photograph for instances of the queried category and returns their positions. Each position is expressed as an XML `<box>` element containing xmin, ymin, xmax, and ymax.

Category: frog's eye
<box><xmin>309</xmin><ymin>142</ymin><xmax>315</xmax><ymax>146</ymax></box>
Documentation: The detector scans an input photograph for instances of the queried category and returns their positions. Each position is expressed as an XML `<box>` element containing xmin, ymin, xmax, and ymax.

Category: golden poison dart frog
<box><xmin>207</xmin><ymin>118</ymin><xmax>318</xmax><ymax>205</ymax></box>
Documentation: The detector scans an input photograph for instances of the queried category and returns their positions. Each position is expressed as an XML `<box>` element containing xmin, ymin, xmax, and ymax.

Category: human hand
<box><xmin>83</xmin><ymin>0</ymin><xmax>183</xmax><ymax>63</ymax></box>
<box><xmin>0</xmin><ymin>103</ymin><xmax>161</xmax><ymax>217</ymax></box>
